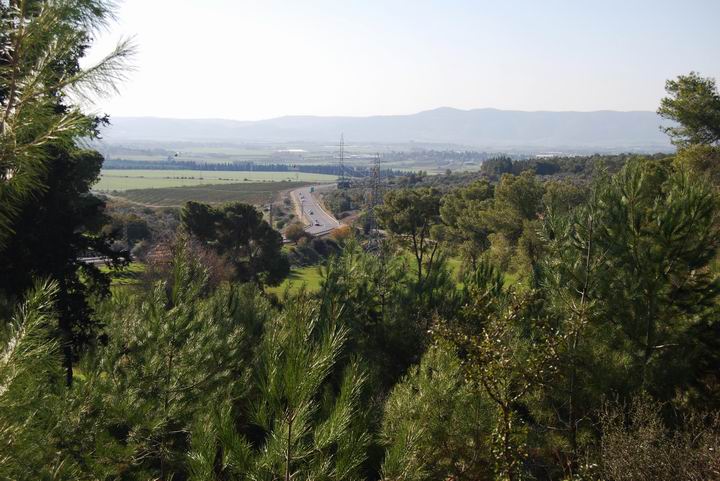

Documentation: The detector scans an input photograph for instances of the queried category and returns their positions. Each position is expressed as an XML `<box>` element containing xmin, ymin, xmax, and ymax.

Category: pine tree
<box><xmin>536</xmin><ymin>186</ymin><xmax>611</xmax><ymax>477</ymax></box>
<box><xmin>0</xmin><ymin>0</ymin><xmax>133</xmax><ymax>248</ymax></box>
<box><xmin>187</xmin><ymin>295</ymin><xmax>371</xmax><ymax>481</ymax></box>
<box><xmin>84</xmin><ymin>236</ymin><xmax>272</xmax><ymax>479</ymax></box>
<box><xmin>0</xmin><ymin>280</ymin><xmax>77</xmax><ymax>479</ymax></box>
<box><xmin>595</xmin><ymin>159</ymin><xmax>720</xmax><ymax>394</ymax></box>
<box><xmin>380</xmin><ymin>341</ymin><xmax>496</xmax><ymax>481</ymax></box>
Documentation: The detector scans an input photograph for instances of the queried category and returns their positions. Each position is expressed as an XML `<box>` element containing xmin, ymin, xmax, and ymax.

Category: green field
<box><xmin>267</xmin><ymin>265</ymin><xmax>324</xmax><ymax>296</ymax></box>
<box><xmin>114</xmin><ymin>181</ymin><xmax>310</xmax><ymax>207</ymax></box>
<box><xmin>99</xmin><ymin>262</ymin><xmax>146</xmax><ymax>287</ymax></box>
<box><xmin>95</xmin><ymin>169</ymin><xmax>337</xmax><ymax>191</ymax></box>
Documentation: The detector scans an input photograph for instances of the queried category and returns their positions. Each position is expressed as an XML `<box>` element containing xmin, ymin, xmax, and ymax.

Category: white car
<box><xmin>314</xmin><ymin>221</ymin><xmax>321</xmax><ymax>226</ymax></box>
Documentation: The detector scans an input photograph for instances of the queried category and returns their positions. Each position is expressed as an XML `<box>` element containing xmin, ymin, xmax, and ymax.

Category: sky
<box><xmin>85</xmin><ymin>0</ymin><xmax>720</xmax><ymax>120</ymax></box>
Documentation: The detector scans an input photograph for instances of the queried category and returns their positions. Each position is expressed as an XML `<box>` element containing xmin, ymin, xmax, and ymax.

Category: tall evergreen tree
<box><xmin>595</xmin><ymin>159</ymin><xmax>720</xmax><ymax>395</ymax></box>
<box><xmin>0</xmin><ymin>0</ymin><xmax>132</xmax><ymax>248</ymax></box>
<box><xmin>0</xmin><ymin>0</ymin><xmax>134</xmax><ymax>384</ymax></box>
<box><xmin>658</xmin><ymin>72</ymin><xmax>720</xmax><ymax>147</ymax></box>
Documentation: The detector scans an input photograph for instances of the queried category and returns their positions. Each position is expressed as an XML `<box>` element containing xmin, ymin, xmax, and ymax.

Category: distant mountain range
<box><xmin>100</xmin><ymin>107</ymin><xmax>674</xmax><ymax>152</ymax></box>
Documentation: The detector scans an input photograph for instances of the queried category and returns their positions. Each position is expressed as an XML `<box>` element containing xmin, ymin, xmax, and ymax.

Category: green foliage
<box><xmin>532</xmin><ymin>158</ymin><xmax>720</xmax><ymax>476</ymax></box>
<box><xmin>673</xmin><ymin>144</ymin><xmax>720</xmax><ymax>186</ymax></box>
<box><xmin>381</xmin><ymin>342</ymin><xmax>495</xmax><ymax>481</ymax></box>
<box><xmin>495</xmin><ymin>171</ymin><xmax>545</xmax><ymax>222</ymax></box>
<box><xmin>4</xmin><ymin>42</ymin><xmax>720</xmax><ymax>481</ymax></box>
<box><xmin>595</xmin><ymin>159</ymin><xmax>720</xmax><ymax>393</ymax></box>
<box><xmin>318</xmin><ymin>240</ymin><xmax>424</xmax><ymax>388</ymax></box>
<box><xmin>483</xmin><ymin>171</ymin><xmax>545</xmax><ymax>244</ymax></box>
<box><xmin>542</xmin><ymin>179</ymin><xmax>589</xmax><ymax>215</ymax></box>
<box><xmin>480</xmin><ymin>155</ymin><xmax>514</xmax><ymax>177</ymax></box>
<box><xmin>536</xmin><ymin>188</ymin><xmax>614</xmax><ymax>477</ymax></box>
<box><xmin>438</xmin><ymin>261</ymin><xmax>560</xmax><ymax>481</ymax></box>
<box><xmin>658</xmin><ymin>72</ymin><xmax>720</xmax><ymax>147</ymax></box>
<box><xmin>439</xmin><ymin>179</ymin><xmax>495</xmax><ymax>268</ymax></box>
<box><xmin>323</xmin><ymin>188</ymin><xmax>363</xmax><ymax>216</ymax></box>
<box><xmin>191</xmin><ymin>304</ymin><xmax>370</xmax><ymax>481</ymax></box>
<box><xmin>181</xmin><ymin>201</ymin><xmax>290</xmax><ymax>285</ymax></box>
<box><xmin>377</xmin><ymin>187</ymin><xmax>442</xmax><ymax>285</ymax></box>
<box><xmin>85</xmin><ymin>238</ymin><xmax>270</xmax><ymax>478</ymax></box>
<box><xmin>0</xmin><ymin>0</ymin><xmax>134</xmax><ymax>384</ymax></box>
<box><xmin>0</xmin><ymin>280</ymin><xmax>86</xmax><ymax>480</ymax></box>
<box><xmin>0</xmin><ymin>0</ymin><xmax>133</xmax><ymax>248</ymax></box>
<box><xmin>0</xmin><ymin>143</ymin><xmax>129</xmax><ymax>386</ymax></box>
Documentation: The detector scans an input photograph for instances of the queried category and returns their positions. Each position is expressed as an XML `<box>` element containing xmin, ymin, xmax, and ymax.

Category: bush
<box><xmin>330</xmin><ymin>225</ymin><xmax>352</xmax><ymax>243</ymax></box>
<box><xmin>597</xmin><ymin>396</ymin><xmax>720</xmax><ymax>481</ymax></box>
<box><xmin>284</xmin><ymin>222</ymin><xmax>307</xmax><ymax>243</ymax></box>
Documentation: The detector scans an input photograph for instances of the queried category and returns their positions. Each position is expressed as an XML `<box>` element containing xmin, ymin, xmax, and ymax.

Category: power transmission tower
<box><xmin>338</xmin><ymin>133</ymin><xmax>350</xmax><ymax>189</ymax></box>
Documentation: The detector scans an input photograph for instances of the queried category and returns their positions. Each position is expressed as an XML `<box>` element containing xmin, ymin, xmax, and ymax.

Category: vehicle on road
<box><xmin>289</xmin><ymin>184</ymin><xmax>340</xmax><ymax>236</ymax></box>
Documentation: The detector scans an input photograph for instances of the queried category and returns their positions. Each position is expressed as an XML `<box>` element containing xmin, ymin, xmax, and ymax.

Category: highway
<box><xmin>290</xmin><ymin>185</ymin><xmax>340</xmax><ymax>236</ymax></box>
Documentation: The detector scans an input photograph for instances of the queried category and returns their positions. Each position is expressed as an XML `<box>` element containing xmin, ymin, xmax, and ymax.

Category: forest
<box><xmin>2</xmin><ymin>1</ymin><xmax>720</xmax><ymax>481</ymax></box>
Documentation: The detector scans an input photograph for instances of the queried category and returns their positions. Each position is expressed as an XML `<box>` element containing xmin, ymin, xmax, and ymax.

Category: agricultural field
<box><xmin>111</xmin><ymin>181</ymin><xmax>310</xmax><ymax>207</ymax></box>
<box><xmin>95</xmin><ymin>169</ymin><xmax>337</xmax><ymax>191</ymax></box>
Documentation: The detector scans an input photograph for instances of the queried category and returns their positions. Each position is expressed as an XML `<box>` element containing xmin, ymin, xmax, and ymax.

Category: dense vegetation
<box><xmin>2</xmin><ymin>2</ymin><xmax>720</xmax><ymax>480</ymax></box>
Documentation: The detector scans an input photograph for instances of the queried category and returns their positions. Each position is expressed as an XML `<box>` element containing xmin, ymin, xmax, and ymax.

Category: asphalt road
<box><xmin>291</xmin><ymin>185</ymin><xmax>340</xmax><ymax>236</ymax></box>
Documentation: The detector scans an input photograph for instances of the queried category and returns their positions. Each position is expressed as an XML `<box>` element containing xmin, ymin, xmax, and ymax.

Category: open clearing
<box><xmin>95</xmin><ymin>169</ymin><xmax>337</xmax><ymax>191</ymax></box>
<box><xmin>267</xmin><ymin>265</ymin><xmax>324</xmax><ymax>296</ymax></box>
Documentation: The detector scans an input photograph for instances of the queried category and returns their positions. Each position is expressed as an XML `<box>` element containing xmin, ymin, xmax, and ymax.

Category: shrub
<box><xmin>330</xmin><ymin>225</ymin><xmax>352</xmax><ymax>243</ymax></box>
<box><xmin>284</xmin><ymin>222</ymin><xmax>307</xmax><ymax>243</ymax></box>
<box><xmin>597</xmin><ymin>397</ymin><xmax>720</xmax><ymax>481</ymax></box>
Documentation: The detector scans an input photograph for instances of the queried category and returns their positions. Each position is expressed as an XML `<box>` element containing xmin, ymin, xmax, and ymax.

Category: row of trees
<box><xmin>104</xmin><ymin>158</ymin><xmax>406</xmax><ymax>178</ymax></box>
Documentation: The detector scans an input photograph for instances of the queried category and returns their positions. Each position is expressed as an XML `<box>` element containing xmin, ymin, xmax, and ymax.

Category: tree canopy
<box><xmin>181</xmin><ymin>201</ymin><xmax>290</xmax><ymax>285</ymax></box>
<box><xmin>659</xmin><ymin>71</ymin><xmax>720</xmax><ymax>147</ymax></box>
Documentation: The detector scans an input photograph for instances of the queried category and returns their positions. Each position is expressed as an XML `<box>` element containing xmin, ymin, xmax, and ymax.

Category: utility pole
<box><xmin>338</xmin><ymin>133</ymin><xmax>349</xmax><ymax>189</ymax></box>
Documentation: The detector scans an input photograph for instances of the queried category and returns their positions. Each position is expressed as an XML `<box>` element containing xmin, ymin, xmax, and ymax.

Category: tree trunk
<box><xmin>285</xmin><ymin>414</ymin><xmax>293</xmax><ymax>481</ymax></box>
<box><xmin>502</xmin><ymin>406</ymin><xmax>516</xmax><ymax>481</ymax></box>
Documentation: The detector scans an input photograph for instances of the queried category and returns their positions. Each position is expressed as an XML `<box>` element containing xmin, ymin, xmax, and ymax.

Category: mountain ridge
<box><xmin>100</xmin><ymin>107</ymin><xmax>674</xmax><ymax>152</ymax></box>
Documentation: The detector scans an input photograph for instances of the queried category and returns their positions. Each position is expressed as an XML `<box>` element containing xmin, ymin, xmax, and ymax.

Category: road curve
<box><xmin>290</xmin><ymin>185</ymin><xmax>340</xmax><ymax>236</ymax></box>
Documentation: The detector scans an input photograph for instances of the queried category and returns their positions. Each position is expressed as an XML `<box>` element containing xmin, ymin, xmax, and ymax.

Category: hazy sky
<box><xmin>86</xmin><ymin>0</ymin><xmax>720</xmax><ymax>120</ymax></box>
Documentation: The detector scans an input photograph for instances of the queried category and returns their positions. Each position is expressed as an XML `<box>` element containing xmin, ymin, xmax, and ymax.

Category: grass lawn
<box><xmin>267</xmin><ymin>265</ymin><xmax>324</xmax><ymax>296</ymax></box>
<box><xmin>96</xmin><ymin>169</ymin><xmax>337</xmax><ymax>191</ymax></box>
<box><xmin>100</xmin><ymin>262</ymin><xmax>146</xmax><ymax>286</ymax></box>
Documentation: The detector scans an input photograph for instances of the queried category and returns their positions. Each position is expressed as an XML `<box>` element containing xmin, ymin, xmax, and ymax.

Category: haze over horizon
<box><xmin>112</xmin><ymin>105</ymin><xmax>664</xmax><ymax>123</ymax></box>
<box><xmin>86</xmin><ymin>0</ymin><xmax>720</xmax><ymax>121</ymax></box>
